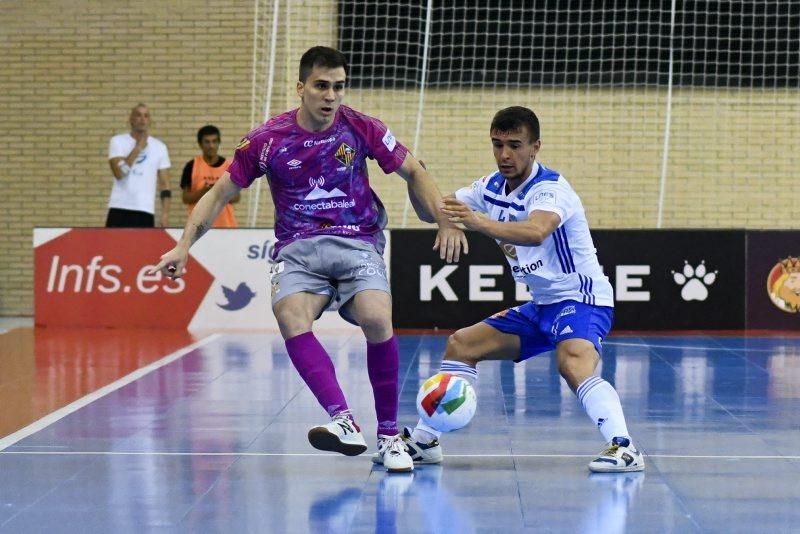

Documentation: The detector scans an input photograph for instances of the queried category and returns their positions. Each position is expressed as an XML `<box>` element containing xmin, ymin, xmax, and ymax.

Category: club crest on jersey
<box><xmin>236</xmin><ymin>137</ymin><xmax>251</xmax><ymax>151</ymax></box>
<box><xmin>499</xmin><ymin>242</ymin><xmax>518</xmax><ymax>259</ymax></box>
<box><xmin>335</xmin><ymin>143</ymin><xmax>355</xmax><ymax>167</ymax></box>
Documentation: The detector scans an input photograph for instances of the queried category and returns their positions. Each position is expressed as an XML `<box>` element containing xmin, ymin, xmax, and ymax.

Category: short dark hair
<box><xmin>197</xmin><ymin>124</ymin><xmax>221</xmax><ymax>144</ymax></box>
<box><xmin>490</xmin><ymin>106</ymin><xmax>540</xmax><ymax>142</ymax></box>
<box><xmin>298</xmin><ymin>46</ymin><xmax>349</xmax><ymax>82</ymax></box>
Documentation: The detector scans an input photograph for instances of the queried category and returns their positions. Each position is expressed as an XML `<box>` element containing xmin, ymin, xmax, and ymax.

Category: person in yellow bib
<box><xmin>181</xmin><ymin>125</ymin><xmax>240</xmax><ymax>228</ymax></box>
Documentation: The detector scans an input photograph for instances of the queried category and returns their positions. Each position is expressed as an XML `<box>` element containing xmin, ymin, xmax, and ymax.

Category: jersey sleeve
<box><xmin>455</xmin><ymin>177</ymin><xmax>488</xmax><ymax>212</ymax></box>
<box><xmin>227</xmin><ymin>135</ymin><xmax>262</xmax><ymax>188</ymax></box>
<box><xmin>357</xmin><ymin>114</ymin><xmax>409</xmax><ymax>174</ymax></box>
<box><xmin>158</xmin><ymin>143</ymin><xmax>171</xmax><ymax>170</ymax></box>
<box><xmin>108</xmin><ymin>136</ymin><xmax>127</xmax><ymax>159</ymax></box>
<box><xmin>528</xmin><ymin>181</ymin><xmax>574</xmax><ymax>222</ymax></box>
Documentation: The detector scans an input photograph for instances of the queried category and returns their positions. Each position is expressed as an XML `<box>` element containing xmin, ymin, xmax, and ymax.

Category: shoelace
<box><xmin>332</xmin><ymin>411</ymin><xmax>355</xmax><ymax>431</ymax></box>
<box><xmin>599</xmin><ymin>443</ymin><xmax>621</xmax><ymax>457</ymax></box>
<box><xmin>379</xmin><ymin>435</ymin><xmax>406</xmax><ymax>456</ymax></box>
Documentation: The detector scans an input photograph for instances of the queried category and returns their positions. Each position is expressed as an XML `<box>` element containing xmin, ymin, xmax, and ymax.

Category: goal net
<box><xmin>248</xmin><ymin>1</ymin><xmax>800</xmax><ymax>229</ymax></box>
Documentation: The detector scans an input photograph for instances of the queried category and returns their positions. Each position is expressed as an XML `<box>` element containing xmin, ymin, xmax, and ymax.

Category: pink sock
<box><xmin>285</xmin><ymin>332</ymin><xmax>349</xmax><ymax>417</ymax></box>
<box><xmin>367</xmin><ymin>336</ymin><xmax>400</xmax><ymax>436</ymax></box>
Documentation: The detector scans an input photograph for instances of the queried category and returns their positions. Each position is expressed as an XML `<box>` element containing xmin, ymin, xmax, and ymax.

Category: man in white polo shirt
<box><xmin>106</xmin><ymin>103</ymin><xmax>172</xmax><ymax>227</ymax></box>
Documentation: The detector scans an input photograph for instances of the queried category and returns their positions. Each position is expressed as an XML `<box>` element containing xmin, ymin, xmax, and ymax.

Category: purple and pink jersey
<box><xmin>228</xmin><ymin>105</ymin><xmax>409</xmax><ymax>257</ymax></box>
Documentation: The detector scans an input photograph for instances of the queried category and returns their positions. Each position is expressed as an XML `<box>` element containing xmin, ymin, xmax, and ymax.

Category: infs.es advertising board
<box><xmin>34</xmin><ymin>228</ymin><xmax>796</xmax><ymax>331</ymax></box>
<box><xmin>391</xmin><ymin>229</ymin><xmax>747</xmax><ymax>330</ymax></box>
<box><xmin>33</xmin><ymin>228</ymin><xmax>376</xmax><ymax>331</ymax></box>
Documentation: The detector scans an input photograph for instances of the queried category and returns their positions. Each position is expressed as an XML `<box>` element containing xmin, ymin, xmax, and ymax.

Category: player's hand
<box><xmin>149</xmin><ymin>246</ymin><xmax>189</xmax><ymax>279</ymax></box>
<box><xmin>433</xmin><ymin>225</ymin><xmax>469</xmax><ymax>263</ymax></box>
<box><xmin>441</xmin><ymin>197</ymin><xmax>483</xmax><ymax>230</ymax></box>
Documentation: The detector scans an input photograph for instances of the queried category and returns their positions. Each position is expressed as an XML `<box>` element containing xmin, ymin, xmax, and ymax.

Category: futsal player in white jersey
<box><xmin>398</xmin><ymin>106</ymin><xmax>644</xmax><ymax>472</ymax></box>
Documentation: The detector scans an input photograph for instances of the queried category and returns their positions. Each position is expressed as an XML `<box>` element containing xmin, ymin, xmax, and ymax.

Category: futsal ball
<box><xmin>416</xmin><ymin>373</ymin><xmax>477</xmax><ymax>432</ymax></box>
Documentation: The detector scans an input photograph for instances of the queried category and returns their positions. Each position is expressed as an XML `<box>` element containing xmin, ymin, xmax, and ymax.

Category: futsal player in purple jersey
<box><xmin>151</xmin><ymin>46</ymin><xmax>467</xmax><ymax>473</ymax></box>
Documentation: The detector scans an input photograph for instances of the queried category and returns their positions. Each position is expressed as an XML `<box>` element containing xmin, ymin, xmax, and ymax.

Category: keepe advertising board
<box><xmin>34</xmin><ymin>228</ymin><xmax>379</xmax><ymax>331</ymax></box>
<box><xmin>391</xmin><ymin>230</ymin><xmax>531</xmax><ymax>329</ymax></box>
<box><xmin>391</xmin><ymin>230</ymin><xmax>745</xmax><ymax>330</ymax></box>
<box><xmin>593</xmin><ymin>230</ymin><xmax>745</xmax><ymax>330</ymax></box>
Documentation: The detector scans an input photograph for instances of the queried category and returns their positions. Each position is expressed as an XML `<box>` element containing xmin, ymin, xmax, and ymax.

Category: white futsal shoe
<box><xmin>308</xmin><ymin>411</ymin><xmax>368</xmax><ymax>456</ymax></box>
<box><xmin>588</xmin><ymin>436</ymin><xmax>645</xmax><ymax>473</ymax></box>
<box><xmin>372</xmin><ymin>427</ymin><xmax>443</xmax><ymax>465</ymax></box>
<box><xmin>373</xmin><ymin>434</ymin><xmax>414</xmax><ymax>473</ymax></box>
<box><xmin>402</xmin><ymin>427</ymin><xmax>443</xmax><ymax>464</ymax></box>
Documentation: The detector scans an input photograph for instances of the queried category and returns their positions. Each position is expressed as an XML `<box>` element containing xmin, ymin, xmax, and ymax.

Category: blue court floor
<box><xmin>1</xmin><ymin>332</ymin><xmax>799</xmax><ymax>533</ymax></box>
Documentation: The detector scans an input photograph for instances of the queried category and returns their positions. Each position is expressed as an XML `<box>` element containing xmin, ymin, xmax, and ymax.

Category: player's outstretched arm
<box><xmin>395</xmin><ymin>154</ymin><xmax>469</xmax><ymax>263</ymax></box>
<box><xmin>149</xmin><ymin>173</ymin><xmax>241</xmax><ymax>279</ymax></box>
<box><xmin>441</xmin><ymin>197</ymin><xmax>561</xmax><ymax>246</ymax></box>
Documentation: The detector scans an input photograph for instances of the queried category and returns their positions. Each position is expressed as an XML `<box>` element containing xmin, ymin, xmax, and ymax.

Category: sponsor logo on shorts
<box><xmin>269</xmin><ymin>261</ymin><xmax>285</xmax><ymax>276</ymax></box>
<box><xmin>353</xmin><ymin>259</ymin><xmax>386</xmax><ymax>280</ymax></box>
<box><xmin>490</xmin><ymin>308</ymin><xmax>510</xmax><ymax>319</ymax></box>
<box><xmin>287</xmin><ymin>159</ymin><xmax>302</xmax><ymax>169</ymax></box>
<box><xmin>556</xmin><ymin>305</ymin><xmax>576</xmax><ymax>319</ymax></box>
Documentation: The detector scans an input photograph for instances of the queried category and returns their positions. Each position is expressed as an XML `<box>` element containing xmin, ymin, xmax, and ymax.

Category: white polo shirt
<box><xmin>108</xmin><ymin>133</ymin><xmax>171</xmax><ymax>214</ymax></box>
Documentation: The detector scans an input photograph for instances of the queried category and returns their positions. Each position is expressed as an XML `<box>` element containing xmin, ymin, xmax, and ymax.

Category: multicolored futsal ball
<box><xmin>416</xmin><ymin>373</ymin><xmax>477</xmax><ymax>432</ymax></box>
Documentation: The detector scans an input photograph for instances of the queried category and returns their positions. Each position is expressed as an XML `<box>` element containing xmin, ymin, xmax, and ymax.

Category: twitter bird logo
<box><xmin>217</xmin><ymin>282</ymin><xmax>256</xmax><ymax>311</ymax></box>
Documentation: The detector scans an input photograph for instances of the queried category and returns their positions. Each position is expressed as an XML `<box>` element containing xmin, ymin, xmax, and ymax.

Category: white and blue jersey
<box><xmin>455</xmin><ymin>161</ymin><xmax>613</xmax><ymax>308</ymax></box>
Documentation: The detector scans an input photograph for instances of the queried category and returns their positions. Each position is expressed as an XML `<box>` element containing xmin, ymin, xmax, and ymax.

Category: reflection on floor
<box><xmin>1</xmin><ymin>329</ymin><xmax>799</xmax><ymax>532</ymax></box>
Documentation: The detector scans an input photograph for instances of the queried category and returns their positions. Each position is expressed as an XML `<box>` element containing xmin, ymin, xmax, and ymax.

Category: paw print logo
<box><xmin>672</xmin><ymin>260</ymin><xmax>718</xmax><ymax>301</ymax></box>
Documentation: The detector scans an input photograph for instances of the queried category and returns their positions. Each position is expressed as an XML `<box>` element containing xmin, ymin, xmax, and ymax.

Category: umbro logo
<box><xmin>287</xmin><ymin>159</ymin><xmax>302</xmax><ymax>169</ymax></box>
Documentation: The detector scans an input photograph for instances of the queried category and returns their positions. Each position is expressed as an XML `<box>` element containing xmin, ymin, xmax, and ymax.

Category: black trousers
<box><xmin>105</xmin><ymin>208</ymin><xmax>155</xmax><ymax>228</ymax></box>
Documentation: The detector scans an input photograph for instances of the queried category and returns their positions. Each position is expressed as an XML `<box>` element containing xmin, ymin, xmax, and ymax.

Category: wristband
<box><xmin>160</xmin><ymin>190</ymin><xmax>172</xmax><ymax>199</ymax></box>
